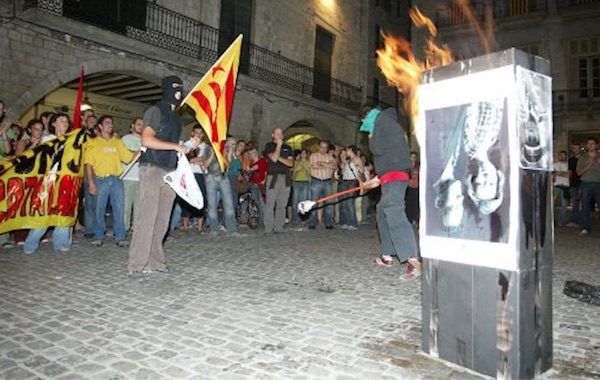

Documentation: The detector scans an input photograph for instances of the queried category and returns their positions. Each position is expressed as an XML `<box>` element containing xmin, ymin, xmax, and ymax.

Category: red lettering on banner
<box><xmin>47</xmin><ymin>177</ymin><xmax>56</xmax><ymax>216</ymax></box>
<box><xmin>47</xmin><ymin>175</ymin><xmax>81</xmax><ymax>217</ymax></box>
<box><xmin>0</xmin><ymin>173</ymin><xmax>83</xmax><ymax>225</ymax></box>
<box><xmin>21</xmin><ymin>177</ymin><xmax>39</xmax><ymax>217</ymax></box>
<box><xmin>0</xmin><ymin>179</ymin><xmax>5</xmax><ymax>221</ymax></box>
<box><xmin>29</xmin><ymin>177</ymin><xmax>46</xmax><ymax>217</ymax></box>
<box><xmin>55</xmin><ymin>175</ymin><xmax>72</xmax><ymax>216</ymax></box>
<box><xmin>5</xmin><ymin>178</ymin><xmax>24</xmax><ymax>221</ymax></box>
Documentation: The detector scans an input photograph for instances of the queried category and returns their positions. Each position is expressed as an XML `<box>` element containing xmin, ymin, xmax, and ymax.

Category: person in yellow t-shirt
<box><xmin>84</xmin><ymin>115</ymin><xmax>134</xmax><ymax>247</ymax></box>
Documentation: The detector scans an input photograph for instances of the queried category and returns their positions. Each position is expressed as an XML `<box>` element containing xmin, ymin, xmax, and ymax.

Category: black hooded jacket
<box><xmin>369</xmin><ymin>108</ymin><xmax>412</xmax><ymax>176</ymax></box>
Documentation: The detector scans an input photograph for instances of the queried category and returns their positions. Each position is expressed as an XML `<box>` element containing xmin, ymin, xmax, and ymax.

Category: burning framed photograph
<box><xmin>417</xmin><ymin>66</ymin><xmax>522</xmax><ymax>270</ymax></box>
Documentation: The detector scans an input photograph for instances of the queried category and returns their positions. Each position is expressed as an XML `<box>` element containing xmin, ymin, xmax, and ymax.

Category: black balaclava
<box><xmin>161</xmin><ymin>75</ymin><xmax>184</xmax><ymax>107</ymax></box>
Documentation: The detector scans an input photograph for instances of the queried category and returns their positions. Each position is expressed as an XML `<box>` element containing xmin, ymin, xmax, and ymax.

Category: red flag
<box><xmin>72</xmin><ymin>66</ymin><xmax>84</xmax><ymax>130</ymax></box>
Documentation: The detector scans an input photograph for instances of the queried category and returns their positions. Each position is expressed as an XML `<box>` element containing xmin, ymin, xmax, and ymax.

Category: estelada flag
<box><xmin>181</xmin><ymin>35</ymin><xmax>242</xmax><ymax>172</ymax></box>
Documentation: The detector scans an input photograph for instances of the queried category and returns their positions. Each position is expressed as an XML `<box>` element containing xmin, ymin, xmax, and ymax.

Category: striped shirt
<box><xmin>310</xmin><ymin>152</ymin><xmax>336</xmax><ymax>180</ymax></box>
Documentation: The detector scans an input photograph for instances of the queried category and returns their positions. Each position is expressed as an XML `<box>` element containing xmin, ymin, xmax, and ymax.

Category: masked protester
<box><xmin>128</xmin><ymin>76</ymin><xmax>196</xmax><ymax>275</ymax></box>
<box><xmin>360</xmin><ymin>104</ymin><xmax>422</xmax><ymax>280</ymax></box>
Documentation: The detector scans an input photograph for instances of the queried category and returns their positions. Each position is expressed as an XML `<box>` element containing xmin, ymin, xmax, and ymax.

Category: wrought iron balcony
<box><xmin>557</xmin><ymin>0</ymin><xmax>600</xmax><ymax>9</ymax></box>
<box><xmin>23</xmin><ymin>0</ymin><xmax>362</xmax><ymax>110</ymax></box>
<box><xmin>435</xmin><ymin>0</ymin><xmax>547</xmax><ymax>27</ymax></box>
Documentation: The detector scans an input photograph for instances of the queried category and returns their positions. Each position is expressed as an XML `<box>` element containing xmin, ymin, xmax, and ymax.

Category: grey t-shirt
<box><xmin>577</xmin><ymin>154</ymin><xmax>600</xmax><ymax>182</ymax></box>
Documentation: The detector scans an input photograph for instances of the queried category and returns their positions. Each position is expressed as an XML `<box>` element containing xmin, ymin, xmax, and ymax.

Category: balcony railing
<box><xmin>557</xmin><ymin>0</ymin><xmax>600</xmax><ymax>9</ymax></box>
<box><xmin>553</xmin><ymin>89</ymin><xmax>600</xmax><ymax>114</ymax></box>
<box><xmin>23</xmin><ymin>0</ymin><xmax>362</xmax><ymax>110</ymax></box>
<box><xmin>436</xmin><ymin>0</ymin><xmax>547</xmax><ymax>27</ymax></box>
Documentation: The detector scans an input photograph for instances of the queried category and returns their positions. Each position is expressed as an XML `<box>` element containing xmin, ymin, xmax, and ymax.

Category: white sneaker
<box><xmin>346</xmin><ymin>225</ymin><xmax>358</xmax><ymax>231</ymax></box>
<box><xmin>579</xmin><ymin>229</ymin><xmax>589</xmax><ymax>236</ymax></box>
<box><xmin>339</xmin><ymin>224</ymin><xmax>348</xmax><ymax>230</ymax></box>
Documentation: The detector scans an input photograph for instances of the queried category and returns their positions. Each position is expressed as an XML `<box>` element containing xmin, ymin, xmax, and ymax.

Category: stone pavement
<box><xmin>0</xmin><ymin>223</ymin><xmax>599</xmax><ymax>380</ymax></box>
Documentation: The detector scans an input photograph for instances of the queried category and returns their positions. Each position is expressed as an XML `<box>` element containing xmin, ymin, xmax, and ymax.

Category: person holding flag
<box><xmin>128</xmin><ymin>35</ymin><xmax>242</xmax><ymax>273</ymax></box>
<box><xmin>127</xmin><ymin>76</ymin><xmax>195</xmax><ymax>275</ymax></box>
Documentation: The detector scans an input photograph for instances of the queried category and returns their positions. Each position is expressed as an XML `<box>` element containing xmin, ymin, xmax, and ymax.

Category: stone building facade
<box><xmin>414</xmin><ymin>0</ymin><xmax>600</xmax><ymax>151</ymax></box>
<box><xmin>366</xmin><ymin>0</ymin><xmax>411</xmax><ymax>108</ymax></box>
<box><xmin>0</xmin><ymin>0</ymin><xmax>383</xmax><ymax>147</ymax></box>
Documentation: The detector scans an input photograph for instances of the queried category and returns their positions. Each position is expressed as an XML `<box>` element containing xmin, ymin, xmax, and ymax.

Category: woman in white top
<box><xmin>339</xmin><ymin>145</ymin><xmax>364</xmax><ymax>230</ymax></box>
<box><xmin>41</xmin><ymin>113</ymin><xmax>70</xmax><ymax>143</ymax></box>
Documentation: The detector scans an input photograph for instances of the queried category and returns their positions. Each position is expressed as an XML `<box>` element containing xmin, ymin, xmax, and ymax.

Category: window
<box><xmin>63</xmin><ymin>0</ymin><xmax>147</xmax><ymax>32</ymax></box>
<box><xmin>373</xmin><ymin>78</ymin><xmax>380</xmax><ymax>104</ymax></box>
<box><xmin>219</xmin><ymin>0</ymin><xmax>253</xmax><ymax>73</ymax></box>
<box><xmin>376</xmin><ymin>0</ymin><xmax>392</xmax><ymax>13</ymax></box>
<box><xmin>313</xmin><ymin>27</ymin><xmax>335</xmax><ymax>102</ymax></box>
<box><xmin>579</xmin><ymin>57</ymin><xmax>600</xmax><ymax>98</ymax></box>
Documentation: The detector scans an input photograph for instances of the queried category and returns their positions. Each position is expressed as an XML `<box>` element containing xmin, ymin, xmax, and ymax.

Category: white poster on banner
<box><xmin>417</xmin><ymin>66</ymin><xmax>521</xmax><ymax>271</ymax></box>
<box><xmin>163</xmin><ymin>154</ymin><xmax>205</xmax><ymax>210</ymax></box>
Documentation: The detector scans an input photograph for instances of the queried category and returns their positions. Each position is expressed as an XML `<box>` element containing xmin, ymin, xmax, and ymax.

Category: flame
<box><xmin>454</xmin><ymin>0</ymin><xmax>496</xmax><ymax>55</ymax></box>
<box><xmin>409</xmin><ymin>7</ymin><xmax>437</xmax><ymax>36</ymax></box>
<box><xmin>376</xmin><ymin>7</ymin><xmax>454</xmax><ymax>134</ymax></box>
<box><xmin>376</xmin><ymin>34</ymin><xmax>424</xmax><ymax>133</ymax></box>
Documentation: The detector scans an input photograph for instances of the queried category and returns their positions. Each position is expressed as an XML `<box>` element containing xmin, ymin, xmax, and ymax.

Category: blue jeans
<box><xmin>308</xmin><ymin>179</ymin><xmax>333</xmax><ymax>228</ymax></box>
<box><xmin>376</xmin><ymin>181</ymin><xmax>418</xmax><ymax>262</ymax></box>
<box><xmin>339</xmin><ymin>181</ymin><xmax>358</xmax><ymax>227</ymax></box>
<box><xmin>570</xmin><ymin>186</ymin><xmax>581</xmax><ymax>225</ymax></box>
<box><xmin>24</xmin><ymin>227</ymin><xmax>71</xmax><ymax>253</ymax></box>
<box><xmin>228</xmin><ymin>172</ymin><xmax>239</xmax><ymax>215</ymax></box>
<box><xmin>84</xmin><ymin>179</ymin><xmax>96</xmax><ymax>235</ymax></box>
<box><xmin>95</xmin><ymin>176</ymin><xmax>126</xmax><ymax>241</ymax></box>
<box><xmin>170</xmin><ymin>201</ymin><xmax>182</xmax><ymax>232</ymax></box>
<box><xmin>206</xmin><ymin>174</ymin><xmax>237</xmax><ymax>233</ymax></box>
<box><xmin>581</xmin><ymin>181</ymin><xmax>600</xmax><ymax>232</ymax></box>
<box><xmin>292</xmin><ymin>181</ymin><xmax>309</xmax><ymax>222</ymax></box>
<box><xmin>250</xmin><ymin>183</ymin><xmax>265</xmax><ymax>227</ymax></box>
<box><xmin>554</xmin><ymin>186</ymin><xmax>568</xmax><ymax>226</ymax></box>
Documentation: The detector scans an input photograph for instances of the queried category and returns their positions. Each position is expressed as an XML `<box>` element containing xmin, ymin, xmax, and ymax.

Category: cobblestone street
<box><xmin>0</xmin><ymin>223</ymin><xmax>599</xmax><ymax>379</ymax></box>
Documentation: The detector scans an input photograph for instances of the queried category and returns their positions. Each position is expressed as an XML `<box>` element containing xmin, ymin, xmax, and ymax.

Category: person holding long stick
<box><xmin>360</xmin><ymin>104</ymin><xmax>421</xmax><ymax>279</ymax></box>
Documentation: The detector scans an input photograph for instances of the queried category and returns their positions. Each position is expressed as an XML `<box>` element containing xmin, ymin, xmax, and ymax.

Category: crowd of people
<box><xmin>166</xmin><ymin>125</ymin><xmax>421</xmax><ymax>236</ymax></box>
<box><xmin>554</xmin><ymin>137</ymin><xmax>600</xmax><ymax>236</ymax></box>
<box><xmin>0</xmin><ymin>98</ymin><xmax>422</xmax><ymax>257</ymax></box>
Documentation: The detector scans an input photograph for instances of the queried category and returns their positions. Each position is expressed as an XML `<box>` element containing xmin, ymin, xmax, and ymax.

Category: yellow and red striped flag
<box><xmin>181</xmin><ymin>35</ymin><xmax>242</xmax><ymax>172</ymax></box>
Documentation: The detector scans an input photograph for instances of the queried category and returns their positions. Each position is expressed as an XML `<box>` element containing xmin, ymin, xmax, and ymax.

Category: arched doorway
<box><xmin>284</xmin><ymin>120</ymin><xmax>325</xmax><ymax>153</ymax></box>
<box><xmin>18</xmin><ymin>71</ymin><xmax>195</xmax><ymax>135</ymax></box>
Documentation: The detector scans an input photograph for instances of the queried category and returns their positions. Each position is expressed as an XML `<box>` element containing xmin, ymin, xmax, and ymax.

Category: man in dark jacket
<box><xmin>361</xmin><ymin>105</ymin><xmax>421</xmax><ymax>279</ymax></box>
<box><xmin>128</xmin><ymin>76</ymin><xmax>195</xmax><ymax>275</ymax></box>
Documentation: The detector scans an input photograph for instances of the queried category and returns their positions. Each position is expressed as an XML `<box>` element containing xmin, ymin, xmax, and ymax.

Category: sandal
<box><xmin>375</xmin><ymin>255</ymin><xmax>394</xmax><ymax>267</ymax></box>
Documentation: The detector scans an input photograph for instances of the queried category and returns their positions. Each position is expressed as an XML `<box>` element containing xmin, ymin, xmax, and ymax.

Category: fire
<box><xmin>376</xmin><ymin>7</ymin><xmax>454</xmax><ymax>134</ymax></box>
<box><xmin>376</xmin><ymin>34</ymin><xmax>424</xmax><ymax>133</ymax></box>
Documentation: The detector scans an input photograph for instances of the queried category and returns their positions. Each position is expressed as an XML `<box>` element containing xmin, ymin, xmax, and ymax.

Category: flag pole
<box><xmin>72</xmin><ymin>66</ymin><xmax>84</xmax><ymax>130</ymax></box>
